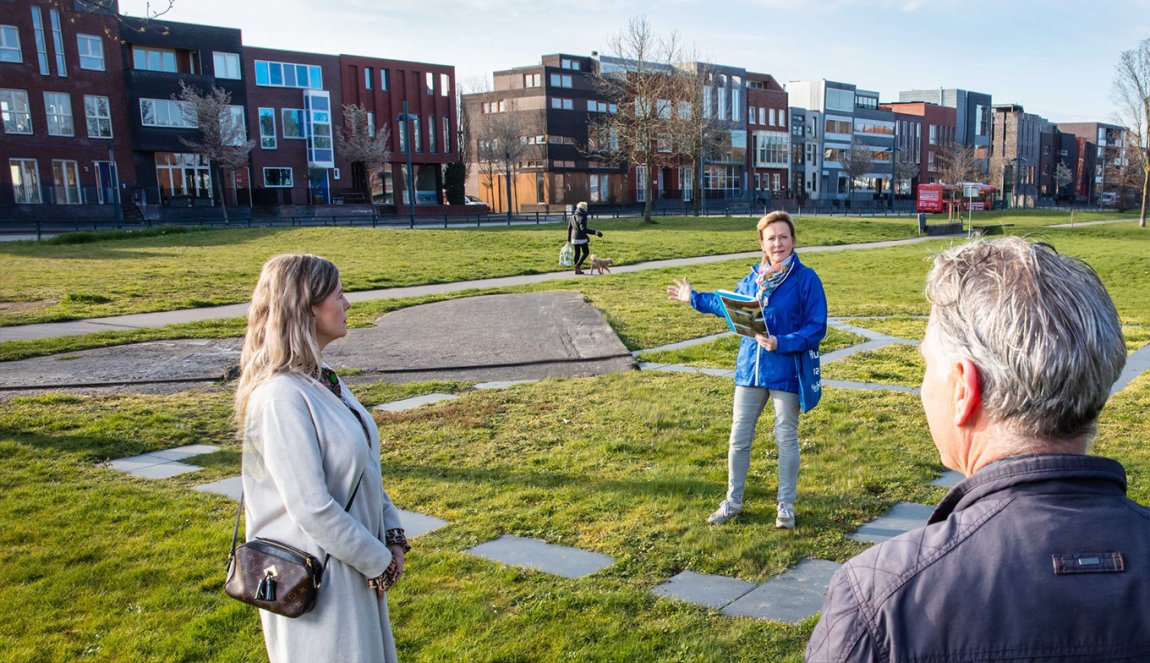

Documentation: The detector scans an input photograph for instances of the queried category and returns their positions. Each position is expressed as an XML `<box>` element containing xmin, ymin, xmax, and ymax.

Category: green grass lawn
<box><xmin>1</xmin><ymin>212</ymin><xmax>1148</xmax><ymax>661</ymax></box>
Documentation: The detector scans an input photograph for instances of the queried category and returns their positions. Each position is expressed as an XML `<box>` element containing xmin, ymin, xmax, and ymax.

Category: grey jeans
<box><xmin>725</xmin><ymin>386</ymin><xmax>801</xmax><ymax>509</ymax></box>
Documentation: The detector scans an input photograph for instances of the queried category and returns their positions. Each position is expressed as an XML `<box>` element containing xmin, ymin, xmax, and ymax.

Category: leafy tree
<box><xmin>175</xmin><ymin>82</ymin><xmax>254</xmax><ymax>222</ymax></box>
<box><xmin>336</xmin><ymin>104</ymin><xmax>391</xmax><ymax>219</ymax></box>
<box><xmin>444</xmin><ymin>162</ymin><xmax>466</xmax><ymax>204</ymax></box>
<box><xmin>1112</xmin><ymin>37</ymin><xmax>1150</xmax><ymax>228</ymax></box>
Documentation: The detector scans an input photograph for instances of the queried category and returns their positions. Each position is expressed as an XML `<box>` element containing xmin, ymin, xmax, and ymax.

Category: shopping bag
<box><xmin>559</xmin><ymin>242</ymin><xmax>574</xmax><ymax>267</ymax></box>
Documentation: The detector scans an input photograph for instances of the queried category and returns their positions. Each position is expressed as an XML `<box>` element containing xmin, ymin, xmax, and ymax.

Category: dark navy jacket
<box><xmin>806</xmin><ymin>454</ymin><xmax>1150</xmax><ymax>662</ymax></box>
<box><xmin>691</xmin><ymin>252</ymin><xmax>827</xmax><ymax>411</ymax></box>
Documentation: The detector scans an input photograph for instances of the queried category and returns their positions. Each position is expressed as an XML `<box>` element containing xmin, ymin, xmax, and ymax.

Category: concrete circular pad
<box><xmin>0</xmin><ymin>292</ymin><xmax>634</xmax><ymax>390</ymax></box>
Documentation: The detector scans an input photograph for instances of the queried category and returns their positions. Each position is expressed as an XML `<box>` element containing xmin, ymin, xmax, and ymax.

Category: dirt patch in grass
<box><xmin>0</xmin><ymin>300</ymin><xmax>56</xmax><ymax>315</ymax></box>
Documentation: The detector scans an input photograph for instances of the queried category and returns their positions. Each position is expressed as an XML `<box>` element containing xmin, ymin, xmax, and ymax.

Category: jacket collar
<box><xmin>929</xmin><ymin>453</ymin><xmax>1127</xmax><ymax>524</ymax></box>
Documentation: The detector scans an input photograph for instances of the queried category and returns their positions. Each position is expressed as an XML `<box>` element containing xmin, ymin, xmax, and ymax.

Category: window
<box><xmin>482</xmin><ymin>100</ymin><xmax>505</xmax><ymax>113</ymax></box>
<box><xmin>440</xmin><ymin>73</ymin><xmax>449</xmax><ymax>96</ymax></box>
<box><xmin>31</xmin><ymin>7</ymin><xmax>48</xmax><ymax>75</ymax></box>
<box><xmin>224</xmin><ymin>105</ymin><xmax>245</xmax><ymax>146</ymax></box>
<box><xmin>281</xmin><ymin>109</ymin><xmax>305</xmax><ymax>138</ymax></box>
<box><xmin>561</xmin><ymin>58</ymin><xmax>580</xmax><ymax>70</ymax></box>
<box><xmin>365</xmin><ymin>66</ymin><xmax>373</xmax><ymax>90</ymax></box>
<box><xmin>52</xmin><ymin>159</ymin><xmax>81</xmax><ymax>204</ymax></box>
<box><xmin>0</xmin><ymin>89</ymin><xmax>32</xmax><ymax>134</ymax></box>
<box><xmin>155</xmin><ymin>152</ymin><xmax>211</xmax><ymax>197</ymax></box>
<box><xmin>824</xmin><ymin>118</ymin><xmax>851</xmax><ymax>135</ymax></box>
<box><xmin>779</xmin><ymin>109</ymin><xmax>786</xmax><ymax>125</ymax></box>
<box><xmin>0</xmin><ymin>25</ymin><xmax>20</xmax><ymax>63</ymax></box>
<box><xmin>443</xmin><ymin>116</ymin><xmax>450</xmax><ymax>154</ymax></box>
<box><xmin>550</xmin><ymin>73</ymin><xmax>573</xmax><ymax>88</ymax></box>
<box><xmin>44</xmin><ymin>92</ymin><xmax>73</xmax><ymax>135</ymax></box>
<box><xmin>929</xmin><ymin>125</ymin><xmax>938</xmax><ymax>145</ymax></box>
<box><xmin>84</xmin><ymin>95</ymin><xmax>112</xmax><ymax>138</ymax></box>
<box><xmin>49</xmin><ymin>9</ymin><xmax>65</xmax><ymax>76</ymax></box>
<box><xmin>254</xmin><ymin>60</ymin><xmax>323</xmax><ymax>89</ymax></box>
<box><xmin>550</xmin><ymin>97</ymin><xmax>573</xmax><ymax>110</ymax></box>
<box><xmin>380</xmin><ymin>68</ymin><xmax>389</xmax><ymax>91</ymax></box>
<box><xmin>427</xmin><ymin>115</ymin><xmax>436</xmax><ymax>153</ymax></box>
<box><xmin>258</xmin><ymin>107</ymin><xmax>276</xmax><ymax>148</ymax></box>
<box><xmin>825</xmin><ymin>88</ymin><xmax>854</xmax><ymax>112</ymax></box>
<box><xmin>524</xmin><ymin>73</ymin><xmax>540</xmax><ymax>88</ymax></box>
<box><xmin>367</xmin><ymin>111</ymin><xmax>376</xmax><ymax>137</ymax></box>
<box><xmin>134</xmin><ymin>46</ymin><xmax>177</xmax><ymax>73</ymax></box>
<box><xmin>213</xmin><ymin>51</ymin><xmax>241</xmax><ymax>79</ymax></box>
<box><xmin>425</xmin><ymin>71</ymin><xmax>434</xmax><ymax>95</ymax></box>
<box><xmin>412</xmin><ymin>114</ymin><xmax>422</xmax><ymax>152</ymax></box>
<box><xmin>10</xmin><ymin>159</ymin><xmax>41</xmax><ymax>203</ymax></box>
<box><xmin>77</xmin><ymin>35</ymin><xmax>105</xmax><ymax>71</ymax></box>
<box><xmin>140</xmin><ymin>98</ymin><xmax>195</xmax><ymax>128</ymax></box>
<box><xmin>263</xmin><ymin>167</ymin><xmax>293</xmax><ymax>188</ymax></box>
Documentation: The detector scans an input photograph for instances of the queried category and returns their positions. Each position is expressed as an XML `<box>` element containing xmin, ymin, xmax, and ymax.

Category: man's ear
<box><xmin>952</xmin><ymin>358</ymin><xmax>982</xmax><ymax>427</ymax></box>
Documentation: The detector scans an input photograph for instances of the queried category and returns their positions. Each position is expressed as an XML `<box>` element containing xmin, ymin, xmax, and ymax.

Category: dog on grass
<box><xmin>589</xmin><ymin>255</ymin><xmax>614</xmax><ymax>275</ymax></box>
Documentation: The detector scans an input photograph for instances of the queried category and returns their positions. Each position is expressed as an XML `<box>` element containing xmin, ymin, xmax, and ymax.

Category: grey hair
<box><xmin>925</xmin><ymin>237</ymin><xmax>1126</xmax><ymax>443</ymax></box>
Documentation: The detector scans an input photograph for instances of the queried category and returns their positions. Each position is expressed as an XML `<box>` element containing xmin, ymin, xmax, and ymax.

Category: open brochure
<box><xmin>715</xmin><ymin>290</ymin><xmax>769</xmax><ymax>339</ymax></box>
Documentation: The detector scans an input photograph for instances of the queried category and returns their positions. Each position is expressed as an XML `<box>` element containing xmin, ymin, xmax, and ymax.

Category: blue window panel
<box><xmin>314</xmin><ymin>149</ymin><xmax>333</xmax><ymax>163</ymax></box>
<box><xmin>269</xmin><ymin>63</ymin><xmax>283</xmax><ymax>86</ymax></box>
<box><xmin>309</xmin><ymin>66</ymin><xmax>322</xmax><ymax>88</ymax></box>
<box><xmin>283</xmin><ymin>64</ymin><xmax>296</xmax><ymax>88</ymax></box>
<box><xmin>313</xmin><ymin>111</ymin><xmax>329</xmax><ymax>124</ymax></box>
<box><xmin>255</xmin><ymin>61</ymin><xmax>269</xmax><ymax>85</ymax></box>
<box><xmin>312</xmin><ymin>97</ymin><xmax>329</xmax><ymax>111</ymax></box>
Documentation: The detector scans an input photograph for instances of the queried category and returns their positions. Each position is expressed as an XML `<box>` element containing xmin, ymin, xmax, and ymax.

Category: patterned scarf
<box><xmin>756</xmin><ymin>254</ymin><xmax>794</xmax><ymax>300</ymax></box>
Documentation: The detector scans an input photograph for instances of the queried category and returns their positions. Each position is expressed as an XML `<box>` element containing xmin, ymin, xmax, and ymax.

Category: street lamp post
<box><xmin>397</xmin><ymin>101</ymin><xmax>416</xmax><ymax>229</ymax></box>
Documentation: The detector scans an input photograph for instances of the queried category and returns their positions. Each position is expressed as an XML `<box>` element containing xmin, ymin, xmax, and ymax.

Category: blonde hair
<box><xmin>577</xmin><ymin>201</ymin><xmax>588</xmax><ymax>211</ymax></box>
<box><xmin>233</xmin><ymin>254</ymin><xmax>341</xmax><ymax>424</ymax></box>
<box><xmin>756</xmin><ymin>210</ymin><xmax>795</xmax><ymax>239</ymax></box>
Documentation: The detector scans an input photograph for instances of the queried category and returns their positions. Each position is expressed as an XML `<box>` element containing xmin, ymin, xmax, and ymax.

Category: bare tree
<box><xmin>336</xmin><ymin>104</ymin><xmax>391</xmax><ymax>219</ymax></box>
<box><xmin>666</xmin><ymin>55</ymin><xmax>722</xmax><ymax>215</ymax></box>
<box><xmin>1112</xmin><ymin>37</ymin><xmax>1150</xmax><ymax>227</ymax></box>
<box><xmin>1104</xmin><ymin>134</ymin><xmax>1145</xmax><ymax>211</ymax></box>
<box><xmin>838</xmin><ymin>137</ymin><xmax>872</xmax><ymax>205</ymax></box>
<box><xmin>60</xmin><ymin>0</ymin><xmax>176</xmax><ymax>40</ymax></box>
<box><xmin>936</xmin><ymin>143</ymin><xmax>981</xmax><ymax>220</ymax></box>
<box><xmin>893</xmin><ymin>150</ymin><xmax>919</xmax><ymax>199</ymax></box>
<box><xmin>474</xmin><ymin>111</ymin><xmax>535</xmax><ymax>213</ymax></box>
<box><xmin>591</xmin><ymin>16</ymin><xmax>683</xmax><ymax>223</ymax></box>
<box><xmin>175</xmin><ymin>82</ymin><xmax>254</xmax><ymax>222</ymax></box>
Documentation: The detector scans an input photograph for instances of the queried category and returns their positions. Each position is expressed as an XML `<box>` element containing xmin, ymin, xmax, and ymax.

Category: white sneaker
<box><xmin>707</xmin><ymin>501</ymin><xmax>741</xmax><ymax>525</ymax></box>
<box><xmin>776</xmin><ymin>502</ymin><xmax>796</xmax><ymax>529</ymax></box>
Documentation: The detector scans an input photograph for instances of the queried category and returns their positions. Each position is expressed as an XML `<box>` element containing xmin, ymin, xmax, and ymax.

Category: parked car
<box><xmin>464</xmin><ymin>195</ymin><xmax>491</xmax><ymax>213</ymax></box>
<box><xmin>1100</xmin><ymin>191</ymin><xmax>1118</xmax><ymax>208</ymax></box>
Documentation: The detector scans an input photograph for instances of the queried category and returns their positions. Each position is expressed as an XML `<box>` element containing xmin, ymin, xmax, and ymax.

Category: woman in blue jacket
<box><xmin>667</xmin><ymin>211</ymin><xmax>827</xmax><ymax>528</ymax></box>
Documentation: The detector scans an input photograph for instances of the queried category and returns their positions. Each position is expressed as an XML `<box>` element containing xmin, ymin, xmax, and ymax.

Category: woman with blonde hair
<box><xmin>568</xmin><ymin>201</ymin><xmax>602</xmax><ymax>274</ymax></box>
<box><xmin>668</xmin><ymin>211</ymin><xmax>826</xmax><ymax>528</ymax></box>
<box><xmin>235</xmin><ymin>254</ymin><xmax>408</xmax><ymax>663</ymax></box>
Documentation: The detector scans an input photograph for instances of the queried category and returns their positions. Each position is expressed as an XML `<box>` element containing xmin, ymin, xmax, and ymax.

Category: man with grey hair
<box><xmin>806</xmin><ymin>237</ymin><xmax>1149</xmax><ymax>662</ymax></box>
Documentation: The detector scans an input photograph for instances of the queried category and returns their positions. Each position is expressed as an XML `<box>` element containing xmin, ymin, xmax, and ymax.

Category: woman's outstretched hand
<box><xmin>667</xmin><ymin>277</ymin><xmax>692</xmax><ymax>303</ymax></box>
<box><xmin>755</xmin><ymin>333</ymin><xmax>779</xmax><ymax>352</ymax></box>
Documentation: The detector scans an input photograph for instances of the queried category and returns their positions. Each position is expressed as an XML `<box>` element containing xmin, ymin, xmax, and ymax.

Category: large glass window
<box><xmin>84</xmin><ymin>95</ymin><xmax>112</xmax><ymax>138</ymax></box>
<box><xmin>140</xmin><ymin>98</ymin><xmax>195</xmax><ymax>128</ymax></box>
<box><xmin>133</xmin><ymin>46</ymin><xmax>177</xmax><ymax>72</ymax></box>
<box><xmin>0</xmin><ymin>89</ymin><xmax>32</xmax><ymax>134</ymax></box>
<box><xmin>263</xmin><ymin>167</ymin><xmax>293</xmax><ymax>187</ymax></box>
<box><xmin>1</xmin><ymin>25</ymin><xmax>23</xmax><ymax>63</ymax></box>
<box><xmin>52</xmin><ymin>159</ymin><xmax>81</xmax><ymax>204</ymax></box>
<box><xmin>425</xmin><ymin>71</ymin><xmax>433</xmax><ymax>95</ymax></box>
<box><xmin>254</xmin><ymin>60</ymin><xmax>322</xmax><ymax>89</ymax></box>
<box><xmin>441</xmin><ymin>73</ymin><xmax>449</xmax><ymax>97</ymax></box>
<box><xmin>44</xmin><ymin>91</ymin><xmax>73</xmax><ymax>135</ymax></box>
<box><xmin>48</xmin><ymin>9</ymin><xmax>65</xmax><ymax>76</ymax></box>
<box><xmin>825</xmin><ymin>88</ymin><xmax>854</xmax><ymax>112</ymax></box>
<box><xmin>443</xmin><ymin>116</ymin><xmax>451</xmax><ymax>154</ymax></box>
<box><xmin>155</xmin><ymin>152</ymin><xmax>211</xmax><ymax>198</ymax></box>
<box><xmin>213</xmin><ymin>51</ymin><xmax>241</xmax><ymax>79</ymax></box>
<box><xmin>427</xmin><ymin>115</ymin><xmax>436</xmax><ymax>153</ymax></box>
<box><xmin>77</xmin><ymin>35</ymin><xmax>105</xmax><ymax>71</ymax></box>
<box><xmin>380</xmin><ymin>68</ymin><xmax>389</xmax><ymax>91</ymax></box>
<box><xmin>10</xmin><ymin>158</ymin><xmax>41</xmax><ymax>203</ymax></box>
<box><xmin>224</xmin><ymin>105</ymin><xmax>246</xmax><ymax>146</ymax></box>
<box><xmin>258</xmin><ymin>107</ymin><xmax>276</xmax><ymax>148</ymax></box>
<box><xmin>281</xmin><ymin>108</ymin><xmax>305</xmax><ymax>139</ymax></box>
<box><xmin>549</xmin><ymin>73</ymin><xmax>573</xmax><ymax>88</ymax></box>
<box><xmin>31</xmin><ymin>7</ymin><xmax>48</xmax><ymax>75</ymax></box>
<box><xmin>365</xmin><ymin>66</ymin><xmax>373</xmax><ymax>90</ymax></box>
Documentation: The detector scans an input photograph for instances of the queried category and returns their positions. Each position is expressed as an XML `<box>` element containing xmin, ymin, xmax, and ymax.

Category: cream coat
<box><xmin>242</xmin><ymin>371</ymin><xmax>403</xmax><ymax>663</ymax></box>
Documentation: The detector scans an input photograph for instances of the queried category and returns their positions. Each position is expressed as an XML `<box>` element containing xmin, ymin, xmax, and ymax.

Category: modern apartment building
<box><xmin>1</xmin><ymin>0</ymin><xmax>133</xmax><ymax>221</ymax></box>
<box><xmin>990</xmin><ymin>103</ymin><xmax>1050</xmax><ymax>207</ymax></box>
<box><xmin>880</xmin><ymin>102</ymin><xmax>955</xmax><ymax>190</ymax></box>
<box><xmin>899</xmin><ymin>88</ymin><xmax>992</xmax><ymax>171</ymax></box>
<box><xmin>1056</xmin><ymin>122</ymin><xmax>1126</xmax><ymax>203</ymax></box>
<box><xmin>1037</xmin><ymin>127</ymin><xmax>1080</xmax><ymax>200</ymax></box>
<box><xmin>786</xmin><ymin>79</ymin><xmax>896</xmax><ymax>203</ymax></box>
<box><xmin>746</xmin><ymin>72</ymin><xmax>790</xmax><ymax>201</ymax></box>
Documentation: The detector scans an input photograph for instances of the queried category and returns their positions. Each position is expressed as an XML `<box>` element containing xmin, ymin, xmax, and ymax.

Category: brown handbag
<box><xmin>225</xmin><ymin>475</ymin><xmax>362</xmax><ymax>618</ymax></box>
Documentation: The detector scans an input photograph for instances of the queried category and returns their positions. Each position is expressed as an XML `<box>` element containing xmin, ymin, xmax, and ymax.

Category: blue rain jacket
<box><xmin>690</xmin><ymin>252</ymin><xmax>827</xmax><ymax>412</ymax></box>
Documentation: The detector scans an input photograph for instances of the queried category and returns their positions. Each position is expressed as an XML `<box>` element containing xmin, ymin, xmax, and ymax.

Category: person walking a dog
<box><xmin>568</xmin><ymin>201</ymin><xmax>601</xmax><ymax>275</ymax></box>
<box><xmin>667</xmin><ymin>211</ymin><xmax>827</xmax><ymax>528</ymax></box>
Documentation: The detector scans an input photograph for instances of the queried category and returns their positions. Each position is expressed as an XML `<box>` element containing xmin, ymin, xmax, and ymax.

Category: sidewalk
<box><xmin>0</xmin><ymin>236</ymin><xmax>947</xmax><ymax>342</ymax></box>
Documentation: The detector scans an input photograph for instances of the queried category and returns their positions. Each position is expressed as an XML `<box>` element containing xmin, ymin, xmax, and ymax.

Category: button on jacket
<box><xmin>806</xmin><ymin>454</ymin><xmax>1150</xmax><ymax>663</ymax></box>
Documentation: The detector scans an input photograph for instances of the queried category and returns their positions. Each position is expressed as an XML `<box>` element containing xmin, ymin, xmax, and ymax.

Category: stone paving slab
<box><xmin>849</xmin><ymin>502</ymin><xmax>935</xmax><ymax>543</ymax></box>
<box><xmin>395</xmin><ymin>508</ymin><xmax>450</xmax><ymax>538</ymax></box>
<box><xmin>152</xmin><ymin>444</ymin><xmax>220</xmax><ymax>461</ymax></box>
<box><xmin>931</xmin><ymin>471</ymin><xmax>963</xmax><ymax>489</ymax></box>
<box><xmin>128</xmin><ymin>461</ymin><xmax>203</xmax><ymax>479</ymax></box>
<box><xmin>651</xmin><ymin>570</ymin><xmax>757</xmax><ymax>610</ymax></box>
<box><xmin>473</xmin><ymin>379</ymin><xmax>539</xmax><ymax>390</ymax></box>
<box><xmin>465</xmin><ymin>534</ymin><xmax>615</xmax><ymax>579</ymax></box>
<box><xmin>107</xmin><ymin>453</ymin><xmax>173</xmax><ymax>472</ymax></box>
<box><xmin>721</xmin><ymin>559</ymin><xmax>842</xmax><ymax>623</ymax></box>
<box><xmin>193</xmin><ymin>476</ymin><xmax>243</xmax><ymax>500</ymax></box>
<box><xmin>374</xmin><ymin>393</ymin><xmax>458</xmax><ymax>412</ymax></box>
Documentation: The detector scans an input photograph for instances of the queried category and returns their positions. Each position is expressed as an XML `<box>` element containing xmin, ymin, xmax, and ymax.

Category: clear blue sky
<box><xmin>119</xmin><ymin>0</ymin><xmax>1149</xmax><ymax>124</ymax></box>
